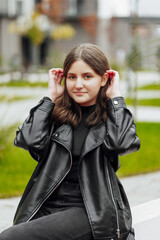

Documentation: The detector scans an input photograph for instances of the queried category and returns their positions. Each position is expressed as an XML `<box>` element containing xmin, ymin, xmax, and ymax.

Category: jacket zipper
<box><xmin>79</xmin><ymin>145</ymin><xmax>121</xmax><ymax>239</ymax></box>
<box><xmin>106</xmin><ymin>162</ymin><xmax>120</xmax><ymax>239</ymax></box>
<box><xmin>77</xmin><ymin>142</ymin><xmax>105</xmax><ymax>239</ymax></box>
<box><xmin>26</xmin><ymin>138</ymin><xmax>72</xmax><ymax>222</ymax></box>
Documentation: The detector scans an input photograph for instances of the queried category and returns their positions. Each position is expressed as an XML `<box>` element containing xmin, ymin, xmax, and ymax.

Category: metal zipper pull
<box><xmin>116</xmin><ymin>229</ymin><xmax>120</xmax><ymax>239</ymax></box>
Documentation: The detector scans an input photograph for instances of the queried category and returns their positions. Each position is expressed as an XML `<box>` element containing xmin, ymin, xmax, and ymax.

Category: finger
<box><xmin>49</xmin><ymin>68</ymin><xmax>61</xmax><ymax>74</ymax></box>
<box><xmin>59</xmin><ymin>73</ymin><xmax>64</xmax><ymax>78</ymax></box>
<box><xmin>106</xmin><ymin>71</ymin><xmax>116</xmax><ymax>79</ymax></box>
<box><xmin>54</xmin><ymin>70</ymin><xmax>63</xmax><ymax>78</ymax></box>
<box><xmin>49</xmin><ymin>69</ymin><xmax>56</xmax><ymax>77</ymax></box>
<box><xmin>49</xmin><ymin>68</ymin><xmax>57</xmax><ymax>72</ymax></box>
<box><xmin>106</xmin><ymin>70</ymin><xmax>116</xmax><ymax>73</ymax></box>
<box><xmin>104</xmin><ymin>72</ymin><xmax>109</xmax><ymax>78</ymax></box>
<box><xmin>56</xmin><ymin>68</ymin><xmax>64</xmax><ymax>72</ymax></box>
<box><xmin>57</xmin><ymin>74</ymin><xmax>64</xmax><ymax>84</ymax></box>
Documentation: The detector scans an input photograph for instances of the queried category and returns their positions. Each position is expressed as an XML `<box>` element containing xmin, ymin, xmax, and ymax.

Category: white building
<box><xmin>0</xmin><ymin>0</ymin><xmax>36</xmax><ymax>70</ymax></box>
<box><xmin>0</xmin><ymin>0</ymin><xmax>21</xmax><ymax>69</ymax></box>
<box><xmin>0</xmin><ymin>0</ymin><xmax>159</xmax><ymax>71</ymax></box>
<box><xmin>0</xmin><ymin>0</ymin><xmax>98</xmax><ymax>70</ymax></box>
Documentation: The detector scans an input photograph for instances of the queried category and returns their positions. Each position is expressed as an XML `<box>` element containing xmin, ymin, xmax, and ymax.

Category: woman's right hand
<box><xmin>45</xmin><ymin>68</ymin><xmax>64</xmax><ymax>102</ymax></box>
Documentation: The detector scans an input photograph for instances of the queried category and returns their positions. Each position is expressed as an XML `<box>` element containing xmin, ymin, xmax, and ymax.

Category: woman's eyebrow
<box><xmin>67</xmin><ymin>71</ymin><xmax>94</xmax><ymax>75</ymax></box>
<box><xmin>67</xmin><ymin>72</ymin><xmax>75</xmax><ymax>75</ymax></box>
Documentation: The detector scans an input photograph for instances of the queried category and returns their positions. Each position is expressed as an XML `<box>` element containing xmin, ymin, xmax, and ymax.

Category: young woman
<box><xmin>0</xmin><ymin>43</ymin><xmax>140</xmax><ymax>240</ymax></box>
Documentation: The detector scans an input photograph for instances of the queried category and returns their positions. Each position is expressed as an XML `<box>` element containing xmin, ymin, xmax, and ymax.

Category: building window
<box><xmin>0</xmin><ymin>0</ymin><xmax>22</xmax><ymax>17</ymax></box>
<box><xmin>65</xmin><ymin>0</ymin><xmax>78</xmax><ymax>17</ymax></box>
<box><xmin>0</xmin><ymin>0</ymin><xmax>8</xmax><ymax>15</ymax></box>
<box><xmin>16</xmin><ymin>0</ymin><xmax>22</xmax><ymax>15</ymax></box>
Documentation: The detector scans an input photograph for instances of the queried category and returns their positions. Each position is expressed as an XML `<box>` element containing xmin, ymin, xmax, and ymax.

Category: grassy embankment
<box><xmin>0</xmin><ymin>122</ymin><xmax>160</xmax><ymax>198</ymax></box>
<box><xmin>125</xmin><ymin>82</ymin><xmax>160</xmax><ymax>106</ymax></box>
<box><xmin>0</xmin><ymin>125</ymin><xmax>36</xmax><ymax>198</ymax></box>
<box><xmin>0</xmin><ymin>80</ymin><xmax>48</xmax><ymax>88</ymax></box>
<box><xmin>0</xmin><ymin>95</ymin><xmax>32</xmax><ymax>102</ymax></box>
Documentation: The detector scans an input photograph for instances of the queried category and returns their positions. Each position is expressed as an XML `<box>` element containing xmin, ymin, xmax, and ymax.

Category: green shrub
<box><xmin>0</xmin><ymin>125</ymin><xmax>36</xmax><ymax>198</ymax></box>
<box><xmin>118</xmin><ymin>122</ymin><xmax>160</xmax><ymax>177</ymax></box>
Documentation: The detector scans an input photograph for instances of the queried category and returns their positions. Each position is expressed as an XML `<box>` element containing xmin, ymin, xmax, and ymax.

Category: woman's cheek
<box><xmin>66</xmin><ymin>81</ymin><xmax>73</xmax><ymax>95</ymax></box>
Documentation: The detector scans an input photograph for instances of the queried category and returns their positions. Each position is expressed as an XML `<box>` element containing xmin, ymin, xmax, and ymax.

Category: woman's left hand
<box><xmin>104</xmin><ymin>70</ymin><xmax>122</xmax><ymax>99</ymax></box>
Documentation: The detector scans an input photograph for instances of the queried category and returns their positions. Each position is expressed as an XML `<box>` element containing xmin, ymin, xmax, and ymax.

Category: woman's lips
<box><xmin>74</xmin><ymin>92</ymin><xmax>87</xmax><ymax>96</ymax></box>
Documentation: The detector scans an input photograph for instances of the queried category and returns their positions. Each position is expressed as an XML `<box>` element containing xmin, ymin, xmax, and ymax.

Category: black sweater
<box><xmin>65</xmin><ymin>104</ymin><xmax>96</xmax><ymax>182</ymax></box>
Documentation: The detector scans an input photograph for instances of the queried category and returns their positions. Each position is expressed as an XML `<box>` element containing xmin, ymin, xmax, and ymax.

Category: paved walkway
<box><xmin>0</xmin><ymin>171</ymin><xmax>160</xmax><ymax>233</ymax></box>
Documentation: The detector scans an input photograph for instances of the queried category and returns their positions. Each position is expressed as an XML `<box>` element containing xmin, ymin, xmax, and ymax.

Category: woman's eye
<box><xmin>68</xmin><ymin>76</ymin><xmax>75</xmax><ymax>80</ymax></box>
<box><xmin>85</xmin><ymin>75</ymin><xmax>92</xmax><ymax>79</ymax></box>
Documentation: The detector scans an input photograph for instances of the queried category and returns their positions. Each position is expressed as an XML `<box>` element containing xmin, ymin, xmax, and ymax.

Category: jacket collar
<box><xmin>81</xmin><ymin>121</ymin><xmax>106</xmax><ymax>157</ymax></box>
<box><xmin>52</xmin><ymin>124</ymin><xmax>73</xmax><ymax>152</ymax></box>
<box><xmin>52</xmin><ymin>121</ymin><xmax>106</xmax><ymax>155</ymax></box>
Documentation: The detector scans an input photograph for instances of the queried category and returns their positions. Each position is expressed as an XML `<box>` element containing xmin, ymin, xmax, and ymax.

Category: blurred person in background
<box><xmin>0</xmin><ymin>43</ymin><xmax>140</xmax><ymax>240</ymax></box>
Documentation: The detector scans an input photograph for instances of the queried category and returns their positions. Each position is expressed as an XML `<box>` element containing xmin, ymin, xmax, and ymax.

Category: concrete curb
<box><xmin>132</xmin><ymin>198</ymin><xmax>160</xmax><ymax>239</ymax></box>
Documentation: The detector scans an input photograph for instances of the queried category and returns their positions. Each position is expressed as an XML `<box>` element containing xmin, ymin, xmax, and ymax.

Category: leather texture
<box><xmin>126</xmin><ymin>228</ymin><xmax>135</xmax><ymax>240</ymax></box>
<box><xmin>14</xmin><ymin>97</ymin><xmax>140</xmax><ymax>240</ymax></box>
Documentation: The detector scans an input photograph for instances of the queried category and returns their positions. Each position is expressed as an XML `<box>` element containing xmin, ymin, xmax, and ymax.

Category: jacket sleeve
<box><xmin>104</xmin><ymin>96</ymin><xmax>140</xmax><ymax>156</ymax></box>
<box><xmin>14</xmin><ymin>97</ymin><xmax>55</xmax><ymax>161</ymax></box>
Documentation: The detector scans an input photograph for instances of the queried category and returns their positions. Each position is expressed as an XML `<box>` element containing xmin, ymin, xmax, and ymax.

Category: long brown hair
<box><xmin>52</xmin><ymin>43</ymin><xmax>111</xmax><ymax>127</ymax></box>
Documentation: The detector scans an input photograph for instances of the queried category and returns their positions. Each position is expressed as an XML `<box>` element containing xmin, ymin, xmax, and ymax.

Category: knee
<box><xmin>0</xmin><ymin>226</ymin><xmax>17</xmax><ymax>240</ymax></box>
<box><xmin>0</xmin><ymin>230</ymin><xmax>9</xmax><ymax>240</ymax></box>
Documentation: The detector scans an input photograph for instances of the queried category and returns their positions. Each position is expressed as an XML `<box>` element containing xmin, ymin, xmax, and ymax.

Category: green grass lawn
<box><xmin>0</xmin><ymin>80</ymin><xmax>48</xmax><ymax>88</ymax></box>
<box><xmin>118</xmin><ymin>122</ymin><xmax>160</xmax><ymax>177</ymax></box>
<box><xmin>0</xmin><ymin>122</ymin><xmax>160</xmax><ymax>198</ymax></box>
<box><xmin>138</xmin><ymin>82</ymin><xmax>160</xmax><ymax>90</ymax></box>
<box><xmin>0</xmin><ymin>95</ymin><xmax>32</xmax><ymax>102</ymax></box>
<box><xmin>0</xmin><ymin>125</ymin><xmax>36</xmax><ymax>198</ymax></box>
<box><xmin>125</xmin><ymin>98</ymin><xmax>160</xmax><ymax>107</ymax></box>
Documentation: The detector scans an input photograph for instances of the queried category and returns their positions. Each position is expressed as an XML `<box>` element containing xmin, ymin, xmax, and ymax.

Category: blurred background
<box><xmin>0</xmin><ymin>0</ymin><xmax>160</xmax><ymax>206</ymax></box>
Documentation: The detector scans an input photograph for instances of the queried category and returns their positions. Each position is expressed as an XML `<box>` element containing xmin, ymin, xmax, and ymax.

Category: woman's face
<box><xmin>66</xmin><ymin>59</ymin><xmax>107</xmax><ymax>106</ymax></box>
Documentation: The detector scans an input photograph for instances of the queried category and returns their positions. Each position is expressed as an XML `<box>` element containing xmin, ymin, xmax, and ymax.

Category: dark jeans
<box><xmin>0</xmin><ymin>207</ymin><xmax>93</xmax><ymax>240</ymax></box>
<box><xmin>0</xmin><ymin>181</ymin><xmax>93</xmax><ymax>240</ymax></box>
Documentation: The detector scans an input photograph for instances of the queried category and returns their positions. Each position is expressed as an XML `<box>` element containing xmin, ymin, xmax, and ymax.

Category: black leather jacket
<box><xmin>14</xmin><ymin>97</ymin><xmax>140</xmax><ymax>240</ymax></box>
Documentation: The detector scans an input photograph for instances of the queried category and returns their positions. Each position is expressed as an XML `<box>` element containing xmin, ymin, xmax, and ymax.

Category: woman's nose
<box><xmin>75</xmin><ymin>77</ymin><xmax>83</xmax><ymax>88</ymax></box>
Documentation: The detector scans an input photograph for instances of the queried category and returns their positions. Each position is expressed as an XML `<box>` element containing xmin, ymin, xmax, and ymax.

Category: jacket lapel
<box><xmin>51</xmin><ymin>124</ymin><xmax>73</xmax><ymax>152</ymax></box>
<box><xmin>52</xmin><ymin>121</ymin><xmax>107</xmax><ymax>156</ymax></box>
<box><xmin>81</xmin><ymin>121</ymin><xmax>107</xmax><ymax>157</ymax></box>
